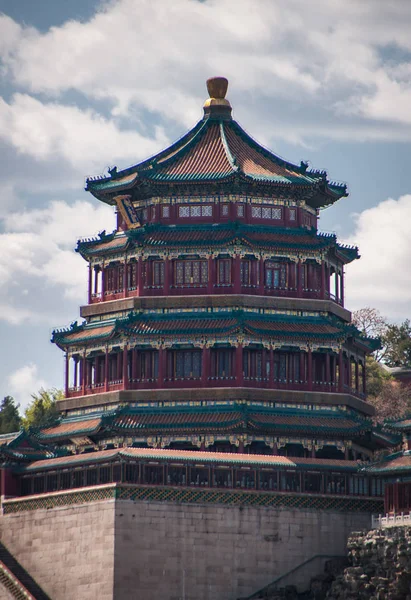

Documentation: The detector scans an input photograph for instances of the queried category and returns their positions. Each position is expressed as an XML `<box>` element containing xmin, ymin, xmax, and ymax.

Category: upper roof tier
<box><xmin>86</xmin><ymin>78</ymin><xmax>347</xmax><ymax>209</ymax></box>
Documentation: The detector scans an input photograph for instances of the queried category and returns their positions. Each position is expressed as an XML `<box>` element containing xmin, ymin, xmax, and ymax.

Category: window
<box><xmin>105</xmin><ymin>265</ymin><xmax>124</xmax><ymax>292</ymax></box>
<box><xmin>162</xmin><ymin>205</ymin><xmax>170</xmax><ymax>218</ymax></box>
<box><xmin>174</xmin><ymin>260</ymin><xmax>208</xmax><ymax>285</ymax></box>
<box><xmin>217</xmin><ymin>259</ymin><xmax>231</xmax><ymax>285</ymax></box>
<box><xmin>211</xmin><ymin>349</ymin><xmax>233</xmax><ymax>378</ymax></box>
<box><xmin>138</xmin><ymin>351</ymin><xmax>159</xmax><ymax>379</ymax></box>
<box><xmin>151</xmin><ymin>206</ymin><xmax>156</xmax><ymax>220</ymax></box>
<box><xmin>153</xmin><ymin>261</ymin><xmax>164</xmax><ymax>286</ymax></box>
<box><xmin>241</xmin><ymin>261</ymin><xmax>250</xmax><ymax>285</ymax></box>
<box><xmin>265</xmin><ymin>262</ymin><xmax>286</xmax><ymax>289</ymax></box>
<box><xmin>237</xmin><ymin>204</ymin><xmax>244</xmax><ymax>217</ymax></box>
<box><xmin>252</xmin><ymin>206</ymin><xmax>282</xmax><ymax>220</ymax></box>
<box><xmin>173</xmin><ymin>351</ymin><xmax>201</xmax><ymax>378</ymax></box>
<box><xmin>274</xmin><ymin>353</ymin><xmax>287</xmax><ymax>381</ymax></box>
<box><xmin>127</xmin><ymin>262</ymin><xmax>137</xmax><ymax>289</ymax></box>
<box><xmin>243</xmin><ymin>350</ymin><xmax>263</xmax><ymax>379</ymax></box>
<box><xmin>222</xmin><ymin>204</ymin><xmax>229</xmax><ymax>216</ymax></box>
<box><xmin>179</xmin><ymin>205</ymin><xmax>212</xmax><ymax>218</ymax></box>
<box><xmin>289</xmin><ymin>208</ymin><xmax>296</xmax><ymax>221</ymax></box>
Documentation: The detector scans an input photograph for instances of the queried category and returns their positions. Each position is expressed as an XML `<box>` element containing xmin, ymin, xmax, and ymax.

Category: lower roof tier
<box><xmin>52</xmin><ymin>309</ymin><xmax>377</xmax><ymax>353</ymax></box>
<box><xmin>76</xmin><ymin>223</ymin><xmax>358</xmax><ymax>265</ymax></box>
<box><xmin>29</xmin><ymin>404</ymin><xmax>397</xmax><ymax>452</ymax></box>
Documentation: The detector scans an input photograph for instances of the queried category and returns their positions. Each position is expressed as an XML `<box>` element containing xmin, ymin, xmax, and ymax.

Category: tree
<box><xmin>367</xmin><ymin>379</ymin><xmax>411</xmax><ymax>424</ymax></box>
<box><xmin>365</xmin><ymin>356</ymin><xmax>392</xmax><ymax>398</ymax></box>
<box><xmin>22</xmin><ymin>388</ymin><xmax>63</xmax><ymax>430</ymax></box>
<box><xmin>352</xmin><ymin>307</ymin><xmax>388</xmax><ymax>362</ymax></box>
<box><xmin>383</xmin><ymin>319</ymin><xmax>411</xmax><ymax>368</ymax></box>
<box><xmin>0</xmin><ymin>396</ymin><xmax>21</xmax><ymax>434</ymax></box>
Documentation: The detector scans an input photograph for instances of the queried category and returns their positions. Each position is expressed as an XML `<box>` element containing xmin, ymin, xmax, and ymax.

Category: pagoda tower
<box><xmin>47</xmin><ymin>77</ymin><xmax>384</xmax><ymax>463</ymax></box>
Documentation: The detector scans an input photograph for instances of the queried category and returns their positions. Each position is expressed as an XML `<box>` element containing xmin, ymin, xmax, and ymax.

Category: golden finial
<box><xmin>203</xmin><ymin>77</ymin><xmax>232</xmax><ymax>118</ymax></box>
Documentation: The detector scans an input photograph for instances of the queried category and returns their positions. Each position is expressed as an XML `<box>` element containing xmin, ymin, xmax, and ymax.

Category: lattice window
<box><xmin>272</xmin><ymin>207</ymin><xmax>282</xmax><ymax>220</ymax></box>
<box><xmin>218</xmin><ymin>259</ymin><xmax>231</xmax><ymax>284</ymax></box>
<box><xmin>179</xmin><ymin>206</ymin><xmax>190</xmax><ymax>217</ymax></box>
<box><xmin>237</xmin><ymin>204</ymin><xmax>244</xmax><ymax>217</ymax></box>
<box><xmin>241</xmin><ymin>260</ymin><xmax>250</xmax><ymax>285</ymax></box>
<box><xmin>151</xmin><ymin>206</ymin><xmax>156</xmax><ymax>219</ymax></box>
<box><xmin>162</xmin><ymin>205</ymin><xmax>170</xmax><ymax>218</ymax></box>
<box><xmin>153</xmin><ymin>261</ymin><xmax>164</xmax><ymax>286</ymax></box>
<box><xmin>266</xmin><ymin>262</ymin><xmax>286</xmax><ymax>288</ymax></box>
<box><xmin>201</xmin><ymin>261</ymin><xmax>208</xmax><ymax>284</ymax></box>
<box><xmin>252</xmin><ymin>206</ymin><xmax>262</xmax><ymax>218</ymax></box>
<box><xmin>201</xmin><ymin>205</ymin><xmax>212</xmax><ymax>216</ymax></box>
<box><xmin>127</xmin><ymin>262</ymin><xmax>137</xmax><ymax>289</ymax></box>
<box><xmin>175</xmin><ymin>260</ymin><xmax>208</xmax><ymax>285</ymax></box>
<box><xmin>222</xmin><ymin>204</ymin><xmax>229</xmax><ymax>216</ymax></box>
<box><xmin>191</xmin><ymin>206</ymin><xmax>201</xmax><ymax>217</ymax></box>
<box><xmin>262</xmin><ymin>207</ymin><xmax>271</xmax><ymax>219</ymax></box>
<box><xmin>176</xmin><ymin>261</ymin><xmax>184</xmax><ymax>284</ymax></box>
<box><xmin>289</xmin><ymin>208</ymin><xmax>296</xmax><ymax>221</ymax></box>
<box><xmin>174</xmin><ymin>351</ymin><xmax>201</xmax><ymax>378</ymax></box>
<box><xmin>106</xmin><ymin>267</ymin><xmax>115</xmax><ymax>291</ymax></box>
<box><xmin>143</xmin><ymin>209</ymin><xmax>148</xmax><ymax>221</ymax></box>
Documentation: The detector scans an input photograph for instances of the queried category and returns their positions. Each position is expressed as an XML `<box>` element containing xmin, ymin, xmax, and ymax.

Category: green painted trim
<box><xmin>2</xmin><ymin>484</ymin><xmax>383</xmax><ymax>514</ymax></box>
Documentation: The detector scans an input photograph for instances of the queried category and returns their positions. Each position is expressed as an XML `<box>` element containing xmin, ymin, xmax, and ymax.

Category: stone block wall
<box><xmin>0</xmin><ymin>497</ymin><xmax>371</xmax><ymax>600</ymax></box>
<box><xmin>0</xmin><ymin>500</ymin><xmax>115</xmax><ymax>600</ymax></box>
<box><xmin>113</xmin><ymin>501</ymin><xmax>371</xmax><ymax>600</ymax></box>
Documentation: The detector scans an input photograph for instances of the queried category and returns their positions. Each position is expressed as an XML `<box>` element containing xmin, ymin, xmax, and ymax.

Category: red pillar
<box><xmin>123</xmin><ymin>347</ymin><xmax>129</xmax><ymax>390</ymax></box>
<box><xmin>233</xmin><ymin>255</ymin><xmax>241</xmax><ymax>294</ymax></box>
<box><xmin>101</xmin><ymin>267</ymin><xmax>106</xmax><ymax>300</ymax></box>
<box><xmin>123</xmin><ymin>260</ymin><xmax>128</xmax><ymax>298</ymax></box>
<box><xmin>202</xmin><ymin>346</ymin><xmax>210</xmax><ymax>387</ymax></box>
<box><xmin>321</xmin><ymin>260</ymin><xmax>326</xmax><ymax>299</ymax></box>
<box><xmin>335</xmin><ymin>264</ymin><xmax>339</xmax><ymax>303</ymax></box>
<box><xmin>325</xmin><ymin>352</ymin><xmax>330</xmax><ymax>391</ymax></box>
<box><xmin>131</xmin><ymin>348</ymin><xmax>137</xmax><ymax>382</ymax></box>
<box><xmin>338</xmin><ymin>349</ymin><xmax>344</xmax><ymax>392</ymax></box>
<box><xmin>269</xmin><ymin>347</ymin><xmax>274</xmax><ymax>388</ymax></box>
<box><xmin>207</xmin><ymin>256</ymin><xmax>213</xmax><ymax>294</ymax></box>
<box><xmin>307</xmin><ymin>348</ymin><xmax>313</xmax><ymax>391</ymax></box>
<box><xmin>297</xmin><ymin>260</ymin><xmax>302</xmax><ymax>297</ymax></box>
<box><xmin>65</xmin><ymin>353</ymin><xmax>69</xmax><ymax>397</ymax></box>
<box><xmin>348</xmin><ymin>357</ymin><xmax>352</xmax><ymax>392</ymax></box>
<box><xmin>299</xmin><ymin>352</ymin><xmax>305</xmax><ymax>385</ymax></box>
<box><xmin>117</xmin><ymin>352</ymin><xmax>122</xmax><ymax>381</ymax></box>
<box><xmin>81</xmin><ymin>352</ymin><xmax>86</xmax><ymax>395</ymax></box>
<box><xmin>104</xmin><ymin>347</ymin><xmax>109</xmax><ymax>392</ymax></box>
<box><xmin>88</xmin><ymin>264</ymin><xmax>92</xmax><ymax>304</ymax></box>
<box><xmin>259</xmin><ymin>257</ymin><xmax>265</xmax><ymax>295</ymax></box>
<box><xmin>158</xmin><ymin>347</ymin><xmax>164</xmax><ymax>387</ymax></box>
<box><xmin>362</xmin><ymin>360</ymin><xmax>367</xmax><ymax>396</ymax></box>
<box><xmin>137</xmin><ymin>257</ymin><xmax>144</xmax><ymax>296</ymax></box>
<box><xmin>340</xmin><ymin>269</ymin><xmax>344</xmax><ymax>306</ymax></box>
<box><xmin>164</xmin><ymin>257</ymin><xmax>170</xmax><ymax>295</ymax></box>
<box><xmin>236</xmin><ymin>345</ymin><xmax>244</xmax><ymax>386</ymax></box>
<box><xmin>355</xmin><ymin>360</ymin><xmax>359</xmax><ymax>392</ymax></box>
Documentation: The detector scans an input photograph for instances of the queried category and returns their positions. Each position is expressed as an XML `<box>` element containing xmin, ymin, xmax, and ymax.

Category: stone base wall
<box><xmin>0</xmin><ymin>500</ymin><xmax>115</xmax><ymax>600</ymax></box>
<box><xmin>0</xmin><ymin>496</ymin><xmax>371</xmax><ymax>600</ymax></box>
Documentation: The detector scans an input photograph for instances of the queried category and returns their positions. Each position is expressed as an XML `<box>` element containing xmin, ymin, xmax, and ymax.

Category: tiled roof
<box><xmin>86</xmin><ymin>116</ymin><xmax>347</xmax><ymax>208</ymax></box>
<box><xmin>366</xmin><ymin>453</ymin><xmax>411</xmax><ymax>474</ymax></box>
<box><xmin>52</xmin><ymin>311</ymin><xmax>350</xmax><ymax>348</ymax></box>
<box><xmin>38</xmin><ymin>417</ymin><xmax>103</xmax><ymax>440</ymax></box>
<box><xmin>76</xmin><ymin>224</ymin><xmax>359</xmax><ymax>265</ymax></box>
<box><xmin>21</xmin><ymin>446</ymin><xmax>359</xmax><ymax>472</ymax></box>
<box><xmin>37</xmin><ymin>405</ymin><xmax>372</xmax><ymax>442</ymax></box>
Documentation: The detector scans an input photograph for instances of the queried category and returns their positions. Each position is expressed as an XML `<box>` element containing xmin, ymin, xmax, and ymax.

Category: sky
<box><xmin>0</xmin><ymin>0</ymin><xmax>410</xmax><ymax>411</ymax></box>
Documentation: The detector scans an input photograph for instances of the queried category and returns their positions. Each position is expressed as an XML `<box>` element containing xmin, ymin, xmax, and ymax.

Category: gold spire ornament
<box><xmin>203</xmin><ymin>76</ymin><xmax>232</xmax><ymax>110</ymax></box>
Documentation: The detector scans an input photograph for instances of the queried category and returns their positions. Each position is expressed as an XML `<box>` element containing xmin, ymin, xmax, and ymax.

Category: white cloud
<box><xmin>0</xmin><ymin>93</ymin><xmax>169</xmax><ymax>172</ymax></box>
<box><xmin>343</xmin><ymin>194</ymin><xmax>411</xmax><ymax>321</ymax></box>
<box><xmin>0</xmin><ymin>199</ymin><xmax>114</xmax><ymax>324</ymax></box>
<box><xmin>2</xmin><ymin>0</ymin><xmax>411</xmax><ymax>143</ymax></box>
<box><xmin>7</xmin><ymin>363</ymin><xmax>48</xmax><ymax>413</ymax></box>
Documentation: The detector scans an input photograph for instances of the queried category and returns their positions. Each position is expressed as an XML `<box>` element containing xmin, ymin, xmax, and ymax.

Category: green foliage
<box><xmin>366</xmin><ymin>356</ymin><xmax>392</xmax><ymax>398</ymax></box>
<box><xmin>0</xmin><ymin>396</ymin><xmax>21</xmax><ymax>434</ymax></box>
<box><xmin>22</xmin><ymin>388</ymin><xmax>63</xmax><ymax>430</ymax></box>
<box><xmin>383</xmin><ymin>319</ymin><xmax>411</xmax><ymax>368</ymax></box>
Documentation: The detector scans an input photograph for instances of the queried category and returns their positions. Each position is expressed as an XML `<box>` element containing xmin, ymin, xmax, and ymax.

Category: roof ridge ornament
<box><xmin>203</xmin><ymin>76</ymin><xmax>232</xmax><ymax>120</ymax></box>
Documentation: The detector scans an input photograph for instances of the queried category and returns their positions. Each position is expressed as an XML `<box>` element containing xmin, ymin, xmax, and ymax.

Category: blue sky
<box><xmin>0</xmin><ymin>0</ymin><xmax>410</xmax><ymax>410</ymax></box>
